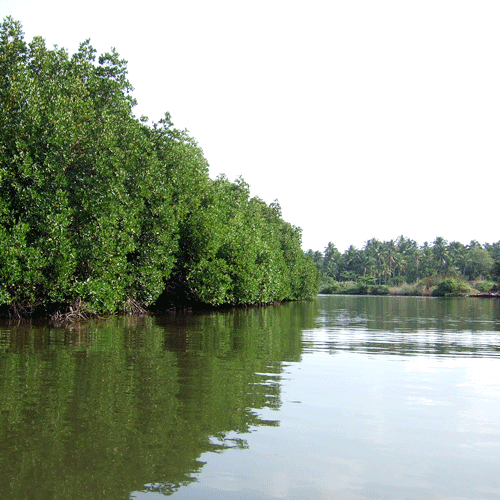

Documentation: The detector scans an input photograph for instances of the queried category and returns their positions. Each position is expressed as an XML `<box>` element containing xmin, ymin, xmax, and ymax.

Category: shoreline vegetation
<box><xmin>2</xmin><ymin>19</ymin><xmax>497</xmax><ymax>323</ymax></box>
<box><xmin>0</xmin><ymin>18</ymin><xmax>319</xmax><ymax>322</ymax></box>
<box><xmin>318</xmin><ymin>276</ymin><xmax>500</xmax><ymax>298</ymax></box>
<box><xmin>309</xmin><ymin>237</ymin><xmax>500</xmax><ymax>299</ymax></box>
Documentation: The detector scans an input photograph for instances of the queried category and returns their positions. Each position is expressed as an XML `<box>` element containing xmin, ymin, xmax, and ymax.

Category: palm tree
<box><xmin>447</xmin><ymin>241</ymin><xmax>466</xmax><ymax>275</ymax></box>
<box><xmin>384</xmin><ymin>239</ymin><xmax>397</xmax><ymax>280</ymax></box>
<box><xmin>394</xmin><ymin>252</ymin><xmax>407</xmax><ymax>278</ymax></box>
<box><xmin>432</xmin><ymin>237</ymin><xmax>449</xmax><ymax>274</ymax></box>
<box><xmin>323</xmin><ymin>242</ymin><xmax>341</xmax><ymax>280</ymax></box>
<box><xmin>342</xmin><ymin>245</ymin><xmax>360</xmax><ymax>278</ymax></box>
<box><xmin>365</xmin><ymin>238</ymin><xmax>386</xmax><ymax>284</ymax></box>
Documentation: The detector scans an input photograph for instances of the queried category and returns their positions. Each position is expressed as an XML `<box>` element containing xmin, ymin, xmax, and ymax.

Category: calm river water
<box><xmin>1</xmin><ymin>295</ymin><xmax>500</xmax><ymax>500</ymax></box>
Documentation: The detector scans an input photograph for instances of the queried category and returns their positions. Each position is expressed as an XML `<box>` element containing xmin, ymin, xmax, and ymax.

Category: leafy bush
<box><xmin>319</xmin><ymin>281</ymin><xmax>357</xmax><ymax>294</ymax></box>
<box><xmin>387</xmin><ymin>283</ymin><xmax>419</xmax><ymax>296</ymax></box>
<box><xmin>357</xmin><ymin>276</ymin><xmax>377</xmax><ymax>286</ymax></box>
<box><xmin>0</xmin><ymin>17</ymin><xmax>319</xmax><ymax>317</ymax></box>
<box><xmin>471</xmin><ymin>280</ymin><xmax>495</xmax><ymax>293</ymax></box>
<box><xmin>387</xmin><ymin>276</ymin><xmax>406</xmax><ymax>286</ymax></box>
<box><xmin>491</xmin><ymin>262</ymin><xmax>500</xmax><ymax>282</ymax></box>
<box><xmin>370</xmin><ymin>285</ymin><xmax>390</xmax><ymax>295</ymax></box>
<box><xmin>432</xmin><ymin>278</ymin><xmax>472</xmax><ymax>297</ymax></box>
<box><xmin>353</xmin><ymin>284</ymin><xmax>390</xmax><ymax>295</ymax></box>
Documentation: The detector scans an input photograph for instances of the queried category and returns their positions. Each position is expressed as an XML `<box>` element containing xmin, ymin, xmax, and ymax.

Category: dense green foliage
<box><xmin>0</xmin><ymin>18</ymin><xmax>318</xmax><ymax>316</ymax></box>
<box><xmin>431</xmin><ymin>277</ymin><xmax>473</xmax><ymax>297</ymax></box>
<box><xmin>309</xmin><ymin>236</ymin><xmax>499</xmax><ymax>296</ymax></box>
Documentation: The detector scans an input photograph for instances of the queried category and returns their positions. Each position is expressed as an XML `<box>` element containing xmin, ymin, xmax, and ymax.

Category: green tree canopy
<box><xmin>0</xmin><ymin>17</ymin><xmax>318</xmax><ymax>316</ymax></box>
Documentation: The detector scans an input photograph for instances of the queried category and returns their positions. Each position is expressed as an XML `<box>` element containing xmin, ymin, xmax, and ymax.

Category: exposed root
<box><xmin>49</xmin><ymin>296</ymin><xmax>149</xmax><ymax>324</ymax></box>
<box><xmin>124</xmin><ymin>296</ymin><xmax>149</xmax><ymax>315</ymax></box>
<box><xmin>50</xmin><ymin>298</ymin><xmax>94</xmax><ymax>324</ymax></box>
<box><xmin>7</xmin><ymin>302</ymin><xmax>33</xmax><ymax>322</ymax></box>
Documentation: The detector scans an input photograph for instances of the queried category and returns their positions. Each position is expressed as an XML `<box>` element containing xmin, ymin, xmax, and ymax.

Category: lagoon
<box><xmin>1</xmin><ymin>296</ymin><xmax>500</xmax><ymax>499</ymax></box>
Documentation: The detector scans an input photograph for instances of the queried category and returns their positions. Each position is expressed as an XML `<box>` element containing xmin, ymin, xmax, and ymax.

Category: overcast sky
<box><xmin>1</xmin><ymin>0</ymin><xmax>499</xmax><ymax>252</ymax></box>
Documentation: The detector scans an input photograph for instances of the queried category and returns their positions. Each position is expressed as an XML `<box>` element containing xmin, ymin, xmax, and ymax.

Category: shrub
<box><xmin>319</xmin><ymin>280</ymin><xmax>356</xmax><ymax>294</ymax></box>
<box><xmin>0</xmin><ymin>18</ymin><xmax>320</xmax><ymax>315</ymax></box>
<box><xmin>370</xmin><ymin>285</ymin><xmax>390</xmax><ymax>295</ymax></box>
<box><xmin>388</xmin><ymin>283</ymin><xmax>418</xmax><ymax>296</ymax></box>
<box><xmin>472</xmin><ymin>280</ymin><xmax>495</xmax><ymax>293</ymax></box>
<box><xmin>388</xmin><ymin>276</ymin><xmax>406</xmax><ymax>286</ymax></box>
<box><xmin>432</xmin><ymin>278</ymin><xmax>472</xmax><ymax>297</ymax></box>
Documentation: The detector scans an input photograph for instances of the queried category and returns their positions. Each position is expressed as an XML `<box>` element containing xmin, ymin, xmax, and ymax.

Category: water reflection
<box><xmin>307</xmin><ymin>295</ymin><xmax>500</xmax><ymax>357</ymax></box>
<box><xmin>1</xmin><ymin>296</ymin><xmax>499</xmax><ymax>499</ymax></box>
<box><xmin>0</xmin><ymin>301</ymin><xmax>317</xmax><ymax>499</ymax></box>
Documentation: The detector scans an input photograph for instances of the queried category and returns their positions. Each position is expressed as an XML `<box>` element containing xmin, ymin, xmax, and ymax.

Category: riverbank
<box><xmin>0</xmin><ymin>296</ymin><xmax>289</xmax><ymax>325</ymax></box>
<box><xmin>472</xmin><ymin>291</ymin><xmax>500</xmax><ymax>298</ymax></box>
<box><xmin>319</xmin><ymin>276</ymin><xmax>499</xmax><ymax>298</ymax></box>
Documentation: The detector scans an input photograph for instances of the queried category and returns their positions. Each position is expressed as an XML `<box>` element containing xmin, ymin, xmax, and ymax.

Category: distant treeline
<box><xmin>307</xmin><ymin>236</ymin><xmax>500</xmax><ymax>288</ymax></box>
<box><xmin>0</xmin><ymin>18</ymin><xmax>319</xmax><ymax>317</ymax></box>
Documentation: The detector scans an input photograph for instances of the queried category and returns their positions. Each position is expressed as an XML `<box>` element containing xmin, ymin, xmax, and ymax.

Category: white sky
<box><xmin>1</xmin><ymin>0</ymin><xmax>499</xmax><ymax>252</ymax></box>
